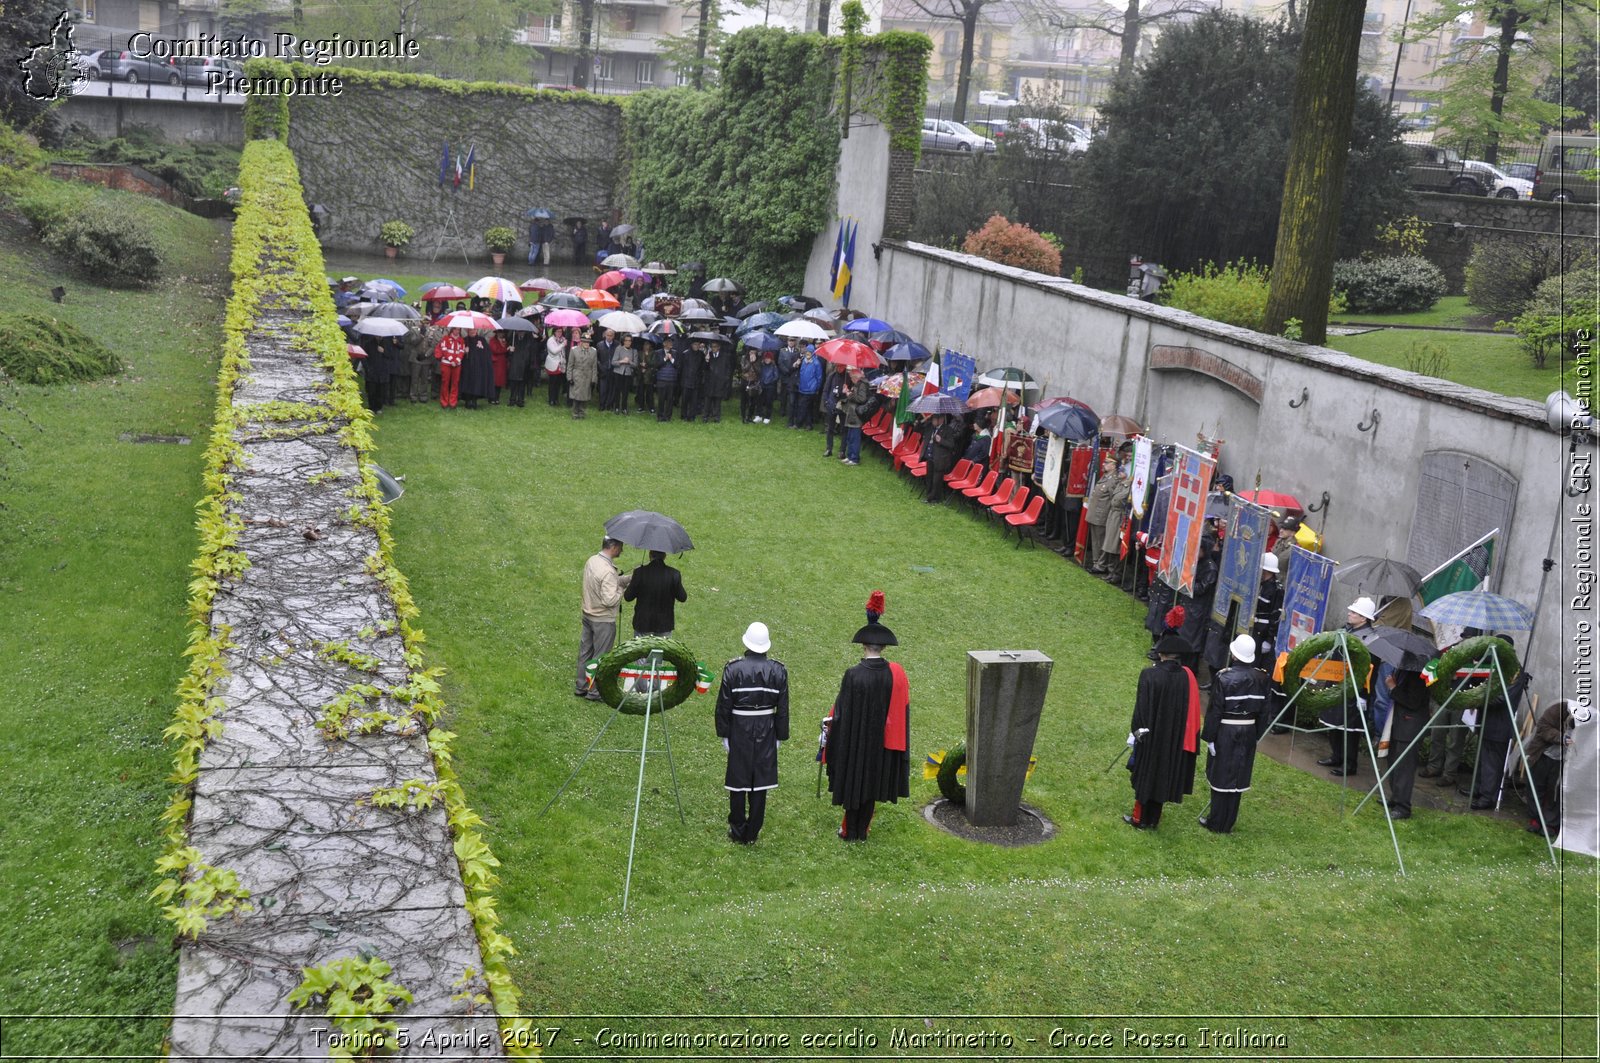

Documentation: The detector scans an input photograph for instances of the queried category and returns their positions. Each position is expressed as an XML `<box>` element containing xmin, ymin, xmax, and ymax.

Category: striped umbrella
<box><xmin>910</xmin><ymin>392</ymin><xmax>966</xmax><ymax>416</ymax></box>
<box><xmin>437</xmin><ymin>310</ymin><xmax>500</xmax><ymax>331</ymax></box>
<box><xmin>1418</xmin><ymin>591</ymin><xmax>1535</xmax><ymax>631</ymax></box>
<box><xmin>468</xmin><ymin>276</ymin><xmax>522</xmax><ymax>302</ymax></box>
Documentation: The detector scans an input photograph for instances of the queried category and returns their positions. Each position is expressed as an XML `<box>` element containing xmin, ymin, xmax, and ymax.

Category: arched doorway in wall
<box><xmin>1146</xmin><ymin>345</ymin><xmax>1264</xmax><ymax>469</ymax></box>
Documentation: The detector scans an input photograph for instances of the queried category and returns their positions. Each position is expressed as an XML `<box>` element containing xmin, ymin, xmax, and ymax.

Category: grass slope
<box><xmin>374</xmin><ymin>399</ymin><xmax>1596</xmax><ymax>1059</ymax></box>
<box><xmin>0</xmin><ymin>197</ymin><xmax>227</xmax><ymax>1056</ymax></box>
<box><xmin>1324</xmin><ymin>328</ymin><xmax>1559</xmax><ymax>401</ymax></box>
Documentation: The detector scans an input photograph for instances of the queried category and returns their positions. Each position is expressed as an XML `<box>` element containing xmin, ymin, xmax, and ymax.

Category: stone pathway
<box><xmin>169</xmin><ymin>306</ymin><xmax>502</xmax><ymax>1058</ymax></box>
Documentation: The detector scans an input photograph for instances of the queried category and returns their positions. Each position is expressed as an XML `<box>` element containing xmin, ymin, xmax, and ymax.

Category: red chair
<box><xmin>949</xmin><ymin>462</ymin><xmax>984</xmax><ymax>491</ymax></box>
<box><xmin>977</xmin><ymin>478</ymin><xmax>1016</xmax><ymax>509</ymax></box>
<box><xmin>944</xmin><ymin>459</ymin><xmax>973</xmax><ymax>486</ymax></box>
<box><xmin>863</xmin><ymin>409</ymin><xmax>892</xmax><ymax>441</ymax></box>
<box><xmin>962</xmin><ymin>469</ymin><xmax>1000</xmax><ymax>499</ymax></box>
<box><xmin>991</xmin><ymin>485</ymin><xmax>1031</xmax><ymax>519</ymax></box>
<box><xmin>892</xmin><ymin>433</ymin><xmax>922</xmax><ymax>472</ymax></box>
<box><xmin>1005</xmin><ymin>495</ymin><xmax>1047</xmax><ymax>545</ymax></box>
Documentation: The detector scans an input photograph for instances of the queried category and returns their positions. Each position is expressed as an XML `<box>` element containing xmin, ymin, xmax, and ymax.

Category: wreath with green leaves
<box><xmin>937</xmin><ymin>742</ymin><xmax>966</xmax><ymax>804</ymax></box>
<box><xmin>1282</xmin><ymin>631</ymin><xmax>1372</xmax><ymax>724</ymax></box>
<box><xmin>592</xmin><ymin>636</ymin><xmax>700</xmax><ymax>715</ymax></box>
<box><xmin>1429</xmin><ymin>635</ymin><xmax>1520</xmax><ymax>708</ymax></box>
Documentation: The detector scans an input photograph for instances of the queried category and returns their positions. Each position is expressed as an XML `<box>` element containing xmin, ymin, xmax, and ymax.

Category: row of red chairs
<box><xmin>860</xmin><ymin>409</ymin><xmax>1046</xmax><ymax>546</ymax></box>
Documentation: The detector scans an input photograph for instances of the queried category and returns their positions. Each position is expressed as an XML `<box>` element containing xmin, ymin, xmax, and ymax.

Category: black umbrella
<box><xmin>496</xmin><ymin>315</ymin><xmax>536</xmax><ymax>332</ymax></box>
<box><xmin>540</xmin><ymin>292</ymin><xmax>588</xmax><ymax>310</ymax></box>
<box><xmin>871</xmin><ymin>328</ymin><xmax>916</xmax><ymax>347</ymax></box>
<box><xmin>680</xmin><ymin>260</ymin><xmax>705</xmax><ymax>272</ymax></box>
<box><xmin>1337</xmin><ymin>556</ymin><xmax>1423</xmax><ymax>597</ymax></box>
<box><xmin>605</xmin><ymin>510</ymin><xmax>693</xmax><ymax>553</ymax></box>
<box><xmin>1035</xmin><ymin>402</ymin><xmax>1099</xmax><ymax>441</ymax></box>
<box><xmin>679</xmin><ymin>307</ymin><xmax>720</xmax><ymax>323</ymax></box>
<box><xmin>367</xmin><ymin>303</ymin><xmax>421</xmax><ymax>319</ymax></box>
<box><xmin>778</xmin><ymin>294</ymin><xmax>822</xmax><ymax>310</ymax></box>
<box><xmin>688</xmin><ymin>330</ymin><xmax>732</xmax><ymax>345</ymax></box>
<box><xmin>1364</xmin><ymin>626</ymin><xmax>1438</xmax><ymax>670</ymax></box>
<box><xmin>734</xmin><ymin>301</ymin><xmax>768</xmax><ymax>318</ymax></box>
<box><xmin>704</xmin><ymin>277</ymin><xmax>742</xmax><ymax>293</ymax></box>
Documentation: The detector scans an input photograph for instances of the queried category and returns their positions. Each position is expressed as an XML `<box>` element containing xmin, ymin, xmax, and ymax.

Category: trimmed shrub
<box><xmin>1331</xmin><ymin>255</ymin><xmax>1446</xmax><ymax>313</ymax></box>
<box><xmin>1506</xmin><ymin>266</ymin><xmax>1600</xmax><ymax>368</ymax></box>
<box><xmin>0</xmin><ymin>313</ymin><xmax>122</xmax><ymax>385</ymax></box>
<box><xmin>1465</xmin><ymin>236</ymin><xmax>1596</xmax><ymax>322</ymax></box>
<box><xmin>1163</xmin><ymin>259</ymin><xmax>1343</xmax><ymax>332</ymax></box>
<box><xmin>41</xmin><ymin>200</ymin><xmax>162</xmax><ymax>286</ymax></box>
<box><xmin>962</xmin><ymin>213</ymin><xmax>1062</xmax><ymax>275</ymax></box>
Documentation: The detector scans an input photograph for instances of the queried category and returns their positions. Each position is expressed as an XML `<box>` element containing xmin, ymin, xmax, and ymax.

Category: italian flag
<box><xmin>890</xmin><ymin>358</ymin><xmax>940</xmax><ymax>451</ymax></box>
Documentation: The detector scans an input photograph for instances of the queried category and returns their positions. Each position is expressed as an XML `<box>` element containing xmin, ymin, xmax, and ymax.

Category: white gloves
<box><xmin>722</xmin><ymin>737</ymin><xmax>729</xmax><ymax>752</ymax></box>
<box><xmin>1127</xmin><ymin>732</ymin><xmax>1138</xmax><ymax>747</ymax></box>
<box><xmin>1207</xmin><ymin>742</ymin><xmax>1217</xmax><ymax>756</ymax></box>
<box><xmin>776</xmin><ymin>741</ymin><xmax>782</xmax><ymax>749</ymax></box>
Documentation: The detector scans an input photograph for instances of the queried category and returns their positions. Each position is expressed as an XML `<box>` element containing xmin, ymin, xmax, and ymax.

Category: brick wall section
<box><xmin>883</xmin><ymin>147</ymin><xmax>917</xmax><ymax>240</ymax></box>
<box><xmin>48</xmin><ymin>160</ymin><xmax>190</xmax><ymax>208</ymax></box>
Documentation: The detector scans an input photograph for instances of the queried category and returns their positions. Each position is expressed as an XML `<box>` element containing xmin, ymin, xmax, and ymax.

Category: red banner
<box><xmin>1155</xmin><ymin>447</ymin><xmax>1215</xmax><ymax>597</ymax></box>
<box><xmin>1065</xmin><ymin>445</ymin><xmax>1093</xmax><ymax>498</ymax></box>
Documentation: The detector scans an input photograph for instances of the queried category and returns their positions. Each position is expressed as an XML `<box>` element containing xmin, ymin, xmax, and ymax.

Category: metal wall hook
<box><xmin>1307</xmin><ymin>491</ymin><xmax>1331</xmax><ymax>514</ymax></box>
<box><xmin>1288</xmin><ymin>387</ymin><xmax>1309</xmax><ymax>409</ymax></box>
<box><xmin>1357</xmin><ymin>408</ymin><xmax>1381</xmax><ymax>433</ymax></box>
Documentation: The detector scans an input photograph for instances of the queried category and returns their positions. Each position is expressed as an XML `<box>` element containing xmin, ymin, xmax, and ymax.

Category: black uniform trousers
<box><xmin>728</xmin><ymin>790</ymin><xmax>768</xmax><ymax>843</ymax></box>
<box><xmin>839</xmin><ymin>801</ymin><xmax>876</xmax><ymax>840</ymax></box>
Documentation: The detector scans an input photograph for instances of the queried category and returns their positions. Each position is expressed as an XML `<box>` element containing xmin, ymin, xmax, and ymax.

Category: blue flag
<box><xmin>839</xmin><ymin>221</ymin><xmax>856</xmax><ymax>306</ymax></box>
<box><xmin>941</xmin><ymin>351</ymin><xmax>975</xmax><ymax>401</ymax></box>
<box><xmin>1277</xmin><ymin>546</ymin><xmax>1336</xmax><ymax>653</ymax></box>
<box><xmin>438</xmin><ymin>142</ymin><xmax>450</xmax><ymax>187</ymax></box>
<box><xmin>827</xmin><ymin>220</ymin><xmax>845</xmax><ymax>295</ymax></box>
<box><xmin>1211</xmin><ymin>497</ymin><xmax>1271</xmax><ymax>630</ymax></box>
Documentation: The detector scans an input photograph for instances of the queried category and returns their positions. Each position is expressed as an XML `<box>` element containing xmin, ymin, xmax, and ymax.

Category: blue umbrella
<box><xmin>525</xmin><ymin>207</ymin><xmax>554</xmax><ymax>220</ymax></box>
<box><xmin>884</xmin><ymin>341</ymin><xmax>931</xmax><ymax>362</ymax></box>
<box><xmin>1418</xmin><ymin>591</ymin><xmax>1535</xmax><ymax>631</ymax></box>
<box><xmin>635</xmin><ymin>331</ymin><xmax>665</xmax><ymax>346</ymax></box>
<box><xmin>741</xmin><ymin>331</ymin><xmax>782</xmax><ymax>351</ymax></box>
<box><xmin>844</xmin><ymin>317</ymin><xmax>892</xmax><ymax>334</ymax></box>
<box><xmin>367</xmin><ymin>278</ymin><xmax>407</xmax><ymax>298</ymax></box>
<box><xmin>872</xmin><ymin>328</ymin><xmax>917</xmax><ymax>347</ymax></box>
<box><xmin>738</xmin><ymin>311</ymin><xmax>790</xmax><ymax>333</ymax></box>
<box><xmin>336</xmin><ymin>314</ymin><xmax>353</xmax><ymax>327</ymax></box>
<box><xmin>1035</xmin><ymin>402</ymin><xmax>1099</xmax><ymax>441</ymax></box>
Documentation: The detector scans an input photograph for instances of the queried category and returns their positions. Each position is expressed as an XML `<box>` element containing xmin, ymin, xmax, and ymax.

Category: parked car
<box><xmin>1506</xmin><ymin>162</ymin><xmax>1538</xmax><ymax>183</ymax></box>
<box><xmin>1015</xmin><ymin>116</ymin><xmax>1091</xmax><ymax>154</ymax></box>
<box><xmin>178</xmin><ymin>56</ymin><xmax>245</xmax><ymax>86</ymax></box>
<box><xmin>966</xmin><ymin>119</ymin><xmax>1011</xmax><ymax>143</ymax></box>
<box><xmin>106</xmin><ymin>50</ymin><xmax>181</xmax><ymax>84</ymax></box>
<box><xmin>920</xmin><ymin>119</ymin><xmax>996</xmax><ymax>153</ymax></box>
<box><xmin>977</xmin><ymin>90</ymin><xmax>1020</xmax><ymax>108</ymax></box>
<box><xmin>1464</xmin><ymin>160</ymin><xmax>1533</xmax><ymax>199</ymax></box>
<box><xmin>1536</xmin><ymin>133</ymin><xmax>1598</xmax><ymax>203</ymax></box>
<box><xmin>1404</xmin><ymin>143</ymin><xmax>1479</xmax><ymax>195</ymax></box>
<box><xmin>74</xmin><ymin>49</ymin><xmax>104</xmax><ymax>80</ymax></box>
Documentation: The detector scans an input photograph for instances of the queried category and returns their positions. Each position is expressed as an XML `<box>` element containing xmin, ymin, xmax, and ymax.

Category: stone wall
<box><xmin>289</xmin><ymin>82</ymin><xmax>625</xmax><ymax>262</ymax></box>
<box><xmin>1412</xmin><ymin>192</ymin><xmax>1600</xmax><ymax>290</ymax></box>
<box><xmin>59</xmin><ymin>91</ymin><xmax>244</xmax><ymax>143</ymax></box>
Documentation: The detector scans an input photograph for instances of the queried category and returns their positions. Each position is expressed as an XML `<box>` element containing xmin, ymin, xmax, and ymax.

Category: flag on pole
<box><xmin>453</xmin><ymin>153</ymin><xmax>462</xmax><ymax>188</ymax></box>
<box><xmin>828</xmin><ymin>220</ymin><xmax>845</xmax><ymax>295</ymax></box>
<box><xmin>465</xmin><ymin>145</ymin><xmax>476</xmax><ymax>191</ymax></box>
<box><xmin>833</xmin><ymin>220</ymin><xmax>856</xmax><ymax>305</ymax></box>
<box><xmin>438</xmin><ymin>142</ymin><xmax>451</xmax><ymax>187</ymax></box>
<box><xmin>890</xmin><ymin>369</ymin><xmax>913</xmax><ymax>450</ymax></box>
<box><xmin>921</xmin><ymin>355</ymin><xmax>940</xmax><ymax>398</ymax></box>
<box><xmin>1418</xmin><ymin>530</ymin><xmax>1497</xmax><ymax>604</ymax></box>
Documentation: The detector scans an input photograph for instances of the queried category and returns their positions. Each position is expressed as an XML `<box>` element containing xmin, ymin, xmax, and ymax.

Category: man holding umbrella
<box><xmin>923</xmin><ymin>412</ymin><xmax>962</xmax><ymax>503</ymax></box>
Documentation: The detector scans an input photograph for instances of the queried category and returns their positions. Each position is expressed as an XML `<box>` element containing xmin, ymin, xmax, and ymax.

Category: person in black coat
<box><xmin>1460</xmin><ymin>637</ymin><xmax>1529</xmax><ymax>811</ymax></box>
<box><xmin>623</xmin><ymin>551</ymin><xmax>687</xmax><ymax>638</ymax></box>
<box><xmin>1125</xmin><ymin>634</ymin><xmax>1201</xmax><ymax>830</ymax></box>
<box><xmin>1253</xmin><ymin>552</ymin><xmax>1285</xmax><ymax>659</ymax></box>
<box><xmin>715</xmin><ymin>622</ymin><xmax>789</xmax><ymax>844</ymax></box>
<box><xmin>459</xmin><ymin>330</ymin><xmax>494</xmax><ymax>410</ymax></box>
<box><xmin>653</xmin><ymin>344</ymin><xmax>680</xmax><ymax>421</ymax></box>
<box><xmin>1383</xmin><ymin>668</ymin><xmax>1432</xmax><ymax>819</ymax></box>
<box><xmin>923</xmin><ymin>414</ymin><xmax>962</xmax><ymax>503</ymax></box>
<box><xmin>679</xmin><ymin>338</ymin><xmax>705</xmax><ymax>422</ymax></box>
<box><xmin>824</xmin><ymin>595</ymin><xmax>910</xmax><ymax>841</ymax></box>
<box><xmin>505</xmin><ymin>330</ymin><xmax>534</xmax><ymax>407</ymax></box>
<box><xmin>1199</xmin><ymin>635</ymin><xmax>1273</xmax><ymax>833</ymax></box>
<box><xmin>359</xmin><ymin>334</ymin><xmax>388</xmax><ymax>413</ymax></box>
<box><xmin>1176</xmin><ymin>533</ymin><xmax>1220</xmax><ymax>675</ymax></box>
<box><xmin>703</xmin><ymin>341</ymin><xmax>730</xmax><ymax>422</ymax></box>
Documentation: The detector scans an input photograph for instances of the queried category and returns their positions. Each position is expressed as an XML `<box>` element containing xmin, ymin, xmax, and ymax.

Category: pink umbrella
<box><xmin>595</xmin><ymin>270</ymin><xmax>629</xmax><ymax>289</ymax></box>
<box><xmin>438</xmin><ymin>310</ymin><xmax>500</xmax><ymax>331</ymax></box>
<box><xmin>543</xmin><ymin>308</ymin><xmax>592</xmax><ymax>328</ymax></box>
<box><xmin>520</xmin><ymin>277</ymin><xmax>560</xmax><ymax>293</ymax></box>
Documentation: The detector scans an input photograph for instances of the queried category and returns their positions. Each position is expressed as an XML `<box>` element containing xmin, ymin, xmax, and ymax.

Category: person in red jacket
<box><xmin>434</xmin><ymin>328</ymin><xmax>466</xmax><ymax>409</ymax></box>
<box><xmin>488</xmin><ymin>332</ymin><xmax>509</xmax><ymax>404</ymax></box>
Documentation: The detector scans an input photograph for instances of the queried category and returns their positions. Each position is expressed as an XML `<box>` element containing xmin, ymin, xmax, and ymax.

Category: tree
<box><xmin>909</xmin><ymin>0</ymin><xmax>997</xmax><ymax>121</ymax></box>
<box><xmin>1025</xmin><ymin>0</ymin><xmax>1215</xmax><ymax>81</ymax></box>
<box><xmin>658</xmin><ymin>0</ymin><xmax>756</xmax><ymax>88</ymax></box>
<box><xmin>1076</xmin><ymin>10</ymin><xmax>1410</xmax><ymax>277</ymax></box>
<box><xmin>1537</xmin><ymin>40</ymin><xmax>1599</xmax><ymax>130</ymax></box>
<box><xmin>1404</xmin><ymin>0</ymin><xmax>1596</xmax><ymax>163</ymax></box>
<box><xmin>290</xmin><ymin>0</ymin><xmax>553</xmax><ymax>83</ymax></box>
<box><xmin>1</xmin><ymin>0</ymin><xmax>64</xmax><ymax>130</ymax></box>
<box><xmin>1263</xmin><ymin>0</ymin><xmax>1368</xmax><ymax>344</ymax></box>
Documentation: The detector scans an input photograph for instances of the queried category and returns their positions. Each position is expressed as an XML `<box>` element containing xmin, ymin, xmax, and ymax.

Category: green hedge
<box><xmin>241</xmin><ymin>58</ymin><xmax>291</xmax><ymax>141</ymax></box>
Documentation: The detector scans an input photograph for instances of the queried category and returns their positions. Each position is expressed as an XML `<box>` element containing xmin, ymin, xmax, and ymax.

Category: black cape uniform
<box><xmin>715</xmin><ymin>652</ymin><xmax>789</xmax><ymax>792</ymax></box>
<box><xmin>1202</xmin><ymin>664</ymin><xmax>1273</xmax><ymax>793</ymax></box>
<box><xmin>1130</xmin><ymin>659</ymin><xmax>1199</xmax><ymax>806</ymax></box>
<box><xmin>623</xmin><ymin>557</ymin><xmax>687</xmax><ymax>635</ymax></box>
<box><xmin>826</xmin><ymin>658</ymin><xmax>910</xmax><ymax>807</ymax></box>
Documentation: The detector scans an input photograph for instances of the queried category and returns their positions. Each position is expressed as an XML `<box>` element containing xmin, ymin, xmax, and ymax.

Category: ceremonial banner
<box><xmin>1006</xmin><ymin>432</ymin><xmax>1035</xmax><ymax>475</ymax></box>
<box><xmin>1040</xmin><ymin>432</ymin><xmax>1064</xmax><ymax>502</ymax></box>
<box><xmin>1276</xmin><ymin>545</ymin><xmax>1337</xmax><ymax>652</ymax></box>
<box><xmin>1155</xmin><ymin>446</ymin><xmax>1215</xmax><ymax>596</ymax></box>
<box><xmin>1145</xmin><ymin>471</ymin><xmax>1174</xmax><ymax>545</ymax></box>
<box><xmin>941</xmin><ymin>351</ymin><xmax>975</xmax><ymax>401</ymax></box>
<box><xmin>1211</xmin><ymin>496</ymin><xmax>1272</xmax><ymax>629</ymax></box>
<box><xmin>1129</xmin><ymin>436</ymin><xmax>1153</xmax><ymax>517</ymax></box>
<box><xmin>1065</xmin><ymin>444</ymin><xmax>1094</xmax><ymax>497</ymax></box>
<box><xmin>1032</xmin><ymin>434</ymin><xmax>1051</xmax><ymax>491</ymax></box>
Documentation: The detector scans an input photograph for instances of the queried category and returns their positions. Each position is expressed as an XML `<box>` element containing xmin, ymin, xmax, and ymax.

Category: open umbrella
<box><xmin>345</xmin><ymin>343</ymin><xmax>366</xmax><ymax>359</ymax></box>
<box><xmin>1336</xmin><ymin>556</ymin><xmax>1423</xmax><ymax>598</ymax></box>
<box><xmin>966</xmin><ymin>387</ymin><xmax>1022</xmax><ymax>409</ymax></box>
<box><xmin>579</xmin><ymin>288</ymin><xmax>621</xmax><ymax>309</ymax></box>
<box><xmin>516</xmin><ymin>304</ymin><xmax>548</xmax><ymax>319</ymax></box>
<box><xmin>1418</xmin><ymin>591</ymin><xmax>1535</xmax><ymax>631</ymax></box>
<box><xmin>598</xmin><ymin>310</ymin><xmax>646</xmax><ymax>333</ymax></box>
<box><xmin>540</xmin><ymin>292</ymin><xmax>588</xmax><ymax>310</ymax></box>
<box><xmin>1237</xmin><ymin>489</ymin><xmax>1305</xmax><ymax>514</ymax></box>
<box><xmin>610</xmin><ymin>224</ymin><xmax>636</xmax><ymax>238</ymax></box>
<box><xmin>543</xmin><ymin>308</ymin><xmax>591</xmax><ymax>329</ymax></box>
<box><xmin>843</xmin><ymin>317</ymin><xmax>892</xmax><ymax>334</ymax></box>
<box><xmin>635</xmin><ymin>331</ymin><xmax>664</xmax><ymax>346</ymax></box>
<box><xmin>688</xmin><ymin>330</ymin><xmax>732</xmax><ymax>345</ymax></box>
<box><xmin>801</xmin><ymin>308</ymin><xmax>840</xmax><ymax>330</ymax></box>
<box><xmin>1365</xmin><ymin>626</ymin><xmax>1438</xmax><ymax>670</ymax></box>
<box><xmin>734</xmin><ymin>301</ymin><xmax>768</xmax><ymax>318</ymax></box>
<box><xmin>1101</xmin><ymin>414</ymin><xmax>1143</xmax><ymax>437</ymax></box>
<box><xmin>437</xmin><ymin>310</ymin><xmax>500</xmax><ymax>331</ymax></box>
<box><xmin>815</xmin><ymin>337</ymin><xmax>881</xmax><ymax>368</ymax></box>
<box><xmin>469</xmin><ymin>277</ymin><xmax>522</xmax><ymax>303</ymax></box>
<box><xmin>600</xmin><ymin>253</ymin><xmax>640</xmax><ymax>269</ymax></box>
<box><xmin>883</xmin><ymin>340</ymin><xmax>930</xmax><ymax>362</ymax></box>
<box><xmin>680</xmin><ymin>298</ymin><xmax>711</xmax><ymax>311</ymax></box>
<box><xmin>495</xmin><ymin>314</ymin><xmax>536</xmax><ymax>332</ymax></box>
<box><xmin>595</xmin><ymin>270</ymin><xmax>630</xmax><ymax>289</ymax></box>
<box><xmin>703</xmin><ymin>277</ymin><xmax>742</xmax><ymax>293</ymax></box>
<box><xmin>621</xmin><ymin>268</ymin><xmax>651</xmax><ymax>282</ymax></box>
<box><xmin>649</xmin><ymin>318</ymin><xmax>682</xmax><ymax>337</ymax></box>
<box><xmin>367</xmin><ymin>279</ymin><xmax>407</xmax><ymax>298</ymax></box>
<box><xmin>352</xmin><ymin>317</ymin><xmax>409</xmax><ymax>337</ymax></box>
<box><xmin>871</xmin><ymin>328</ymin><xmax>917</xmax><ymax>347</ymax></box>
<box><xmin>910</xmin><ymin>392</ymin><xmax>966</xmax><ymax>416</ymax></box>
<box><xmin>524</xmin><ymin>207</ymin><xmax>554</xmax><ymax>220</ymax></box>
<box><xmin>520</xmin><ymin>277</ymin><xmax>561</xmax><ymax>293</ymax></box>
<box><xmin>421</xmin><ymin>283</ymin><xmax>469</xmax><ymax>301</ymax></box>
<box><xmin>1035</xmin><ymin>401</ymin><xmax>1099</xmax><ymax>440</ymax></box>
<box><xmin>777</xmin><ymin>294</ymin><xmax>822</xmax><ymax>310</ymax></box>
<box><xmin>976</xmin><ymin>367</ymin><xmax>1043</xmax><ymax>392</ymax></box>
<box><xmin>367</xmin><ymin>302</ymin><xmax>420</xmax><ymax>320</ymax></box>
<box><xmin>336</xmin><ymin>314</ymin><xmax>353</xmax><ymax>327</ymax></box>
<box><xmin>740</xmin><ymin>331</ymin><xmax>782</xmax><ymax>352</ymax></box>
<box><xmin>739</xmin><ymin>311</ymin><xmax>790</xmax><ymax>332</ymax></box>
<box><xmin>605</xmin><ymin>509</ymin><xmax>693</xmax><ymax>553</ymax></box>
<box><xmin>357</xmin><ymin>287</ymin><xmax>393</xmax><ymax>303</ymax></box>
<box><xmin>643</xmin><ymin>260</ymin><xmax>677</xmax><ymax>275</ymax></box>
<box><xmin>775</xmin><ymin>319</ymin><xmax>830</xmax><ymax>341</ymax></box>
<box><xmin>679</xmin><ymin>261</ymin><xmax>705</xmax><ymax>273</ymax></box>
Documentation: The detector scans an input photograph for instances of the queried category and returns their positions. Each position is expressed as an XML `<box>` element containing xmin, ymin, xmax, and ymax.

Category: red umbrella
<box><xmin>594</xmin><ymin>270</ymin><xmax>629</xmax><ymax>290</ymax></box>
<box><xmin>579</xmin><ymin>288</ymin><xmax>621</xmax><ymax>309</ymax></box>
<box><xmin>966</xmin><ymin>386</ymin><xmax>1022</xmax><ymax>409</ymax></box>
<box><xmin>1035</xmin><ymin>395</ymin><xmax>1097</xmax><ymax>414</ymax></box>
<box><xmin>437</xmin><ymin>310</ymin><xmax>500</xmax><ymax>331</ymax></box>
<box><xmin>420</xmin><ymin>283</ymin><xmax>467</xmax><ymax>301</ymax></box>
<box><xmin>814</xmin><ymin>337</ymin><xmax>881</xmax><ymax>368</ymax></box>
<box><xmin>1238</xmin><ymin>489</ymin><xmax>1305</xmax><ymax>514</ymax></box>
<box><xmin>346</xmin><ymin>343</ymin><xmax>367</xmax><ymax>359</ymax></box>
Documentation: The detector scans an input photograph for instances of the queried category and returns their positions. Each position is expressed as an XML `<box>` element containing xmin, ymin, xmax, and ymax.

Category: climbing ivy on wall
<box><xmin>241</xmin><ymin>58</ymin><xmax>291</xmax><ymax>142</ymax></box>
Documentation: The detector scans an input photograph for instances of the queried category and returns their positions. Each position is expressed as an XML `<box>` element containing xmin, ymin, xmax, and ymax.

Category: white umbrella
<box><xmin>438</xmin><ymin>310</ymin><xmax>500</xmax><ymax>331</ymax></box>
<box><xmin>597</xmin><ymin>310</ymin><xmax>647</xmax><ymax>333</ymax></box>
<box><xmin>775</xmin><ymin>319</ymin><xmax>830</xmax><ymax>341</ymax></box>
<box><xmin>601</xmin><ymin>253</ymin><xmax>640</xmax><ymax>269</ymax></box>
<box><xmin>352</xmin><ymin>317</ymin><xmax>409</xmax><ymax>337</ymax></box>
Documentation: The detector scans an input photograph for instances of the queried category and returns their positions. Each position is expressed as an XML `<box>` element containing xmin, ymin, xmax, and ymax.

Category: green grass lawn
<box><xmin>373</xmin><ymin>399</ymin><xmax>1597</xmax><ymax>1059</ymax></box>
<box><xmin>1324</xmin><ymin>327</ymin><xmax>1561</xmax><ymax>401</ymax></box>
<box><xmin>0</xmin><ymin>195</ymin><xmax>227</xmax><ymax>1056</ymax></box>
<box><xmin>1331</xmin><ymin>294</ymin><xmax>1497</xmax><ymax>329</ymax></box>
